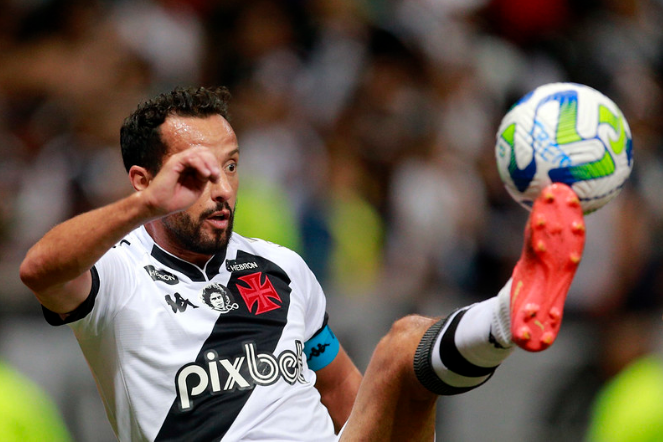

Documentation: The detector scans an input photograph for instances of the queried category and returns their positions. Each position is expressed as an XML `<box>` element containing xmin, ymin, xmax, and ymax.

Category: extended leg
<box><xmin>340</xmin><ymin>299</ymin><xmax>515</xmax><ymax>442</ymax></box>
<box><xmin>340</xmin><ymin>314</ymin><xmax>440</xmax><ymax>442</ymax></box>
<box><xmin>340</xmin><ymin>184</ymin><xmax>585</xmax><ymax>441</ymax></box>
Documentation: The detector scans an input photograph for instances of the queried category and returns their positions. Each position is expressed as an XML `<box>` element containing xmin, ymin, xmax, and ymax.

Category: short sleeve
<box><xmin>292</xmin><ymin>253</ymin><xmax>328</xmax><ymax>341</ymax></box>
<box><xmin>48</xmin><ymin>247</ymin><xmax>136</xmax><ymax>336</ymax></box>
<box><xmin>42</xmin><ymin>266</ymin><xmax>101</xmax><ymax>326</ymax></box>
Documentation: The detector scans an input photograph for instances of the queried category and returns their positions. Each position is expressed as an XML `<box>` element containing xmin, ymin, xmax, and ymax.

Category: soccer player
<box><xmin>20</xmin><ymin>86</ymin><xmax>585</xmax><ymax>441</ymax></box>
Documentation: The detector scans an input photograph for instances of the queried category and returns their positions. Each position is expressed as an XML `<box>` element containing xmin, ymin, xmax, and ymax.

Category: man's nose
<box><xmin>209</xmin><ymin>172</ymin><xmax>234</xmax><ymax>202</ymax></box>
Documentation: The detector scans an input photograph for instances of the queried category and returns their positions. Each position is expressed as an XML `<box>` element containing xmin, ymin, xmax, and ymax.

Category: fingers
<box><xmin>140</xmin><ymin>146</ymin><xmax>222</xmax><ymax>217</ymax></box>
<box><xmin>173</xmin><ymin>146</ymin><xmax>220</xmax><ymax>183</ymax></box>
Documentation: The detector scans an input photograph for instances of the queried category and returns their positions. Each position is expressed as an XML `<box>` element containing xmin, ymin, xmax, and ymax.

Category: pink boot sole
<box><xmin>510</xmin><ymin>183</ymin><xmax>586</xmax><ymax>352</ymax></box>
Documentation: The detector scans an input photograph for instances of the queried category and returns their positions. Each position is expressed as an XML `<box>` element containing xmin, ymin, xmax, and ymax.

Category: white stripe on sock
<box><xmin>430</xmin><ymin>297</ymin><xmax>515</xmax><ymax>389</ymax></box>
<box><xmin>455</xmin><ymin>297</ymin><xmax>514</xmax><ymax>368</ymax></box>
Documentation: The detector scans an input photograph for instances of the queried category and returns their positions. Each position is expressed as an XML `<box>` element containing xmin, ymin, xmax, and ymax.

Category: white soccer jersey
<box><xmin>43</xmin><ymin>227</ymin><xmax>338</xmax><ymax>441</ymax></box>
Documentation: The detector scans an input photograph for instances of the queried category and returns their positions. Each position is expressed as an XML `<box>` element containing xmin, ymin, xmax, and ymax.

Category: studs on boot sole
<box><xmin>534</xmin><ymin>214</ymin><xmax>546</xmax><ymax>229</ymax></box>
<box><xmin>541</xmin><ymin>332</ymin><xmax>555</xmax><ymax>346</ymax></box>
<box><xmin>535</xmin><ymin>240</ymin><xmax>547</xmax><ymax>253</ymax></box>
<box><xmin>524</xmin><ymin>303</ymin><xmax>539</xmax><ymax>318</ymax></box>
<box><xmin>517</xmin><ymin>326</ymin><xmax>531</xmax><ymax>342</ymax></box>
<box><xmin>549</xmin><ymin>307</ymin><xmax>561</xmax><ymax>324</ymax></box>
<box><xmin>571</xmin><ymin>220</ymin><xmax>585</xmax><ymax>234</ymax></box>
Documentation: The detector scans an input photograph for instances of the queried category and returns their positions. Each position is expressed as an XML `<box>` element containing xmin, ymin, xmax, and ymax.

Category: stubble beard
<box><xmin>162</xmin><ymin>202</ymin><xmax>235</xmax><ymax>256</ymax></box>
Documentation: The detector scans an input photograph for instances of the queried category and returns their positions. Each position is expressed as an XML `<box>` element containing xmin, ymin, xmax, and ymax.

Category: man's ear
<box><xmin>129</xmin><ymin>166</ymin><xmax>152</xmax><ymax>191</ymax></box>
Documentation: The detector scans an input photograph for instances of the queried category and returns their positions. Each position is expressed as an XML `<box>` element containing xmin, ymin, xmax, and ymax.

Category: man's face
<box><xmin>209</xmin><ymin>291</ymin><xmax>225</xmax><ymax>309</ymax></box>
<box><xmin>157</xmin><ymin>114</ymin><xmax>239</xmax><ymax>258</ymax></box>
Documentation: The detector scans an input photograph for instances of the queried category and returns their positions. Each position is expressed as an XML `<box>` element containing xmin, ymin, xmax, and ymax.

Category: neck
<box><xmin>144</xmin><ymin>221</ymin><xmax>215</xmax><ymax>268</ymax></box>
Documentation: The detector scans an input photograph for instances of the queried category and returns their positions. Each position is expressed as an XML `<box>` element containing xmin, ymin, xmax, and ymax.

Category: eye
<box><xmin>226</xmin><ymin>162</ymin><xmax>237</xmax><ymax>173</ymax></box>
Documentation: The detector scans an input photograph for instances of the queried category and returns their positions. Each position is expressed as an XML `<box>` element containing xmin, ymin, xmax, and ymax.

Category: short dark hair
<box><xmin>120</xmin><ymin>86</ymin><xmax>232</xmax><ymax>174</ymax></box>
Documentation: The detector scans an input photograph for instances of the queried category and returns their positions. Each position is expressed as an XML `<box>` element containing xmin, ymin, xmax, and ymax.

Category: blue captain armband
<box><xmin>304</xmin><ymin>325</ymin><xmax>340</xmax><ymax>371</ymax></box>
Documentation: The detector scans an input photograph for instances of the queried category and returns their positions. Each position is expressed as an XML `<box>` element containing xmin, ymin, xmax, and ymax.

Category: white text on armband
<box><xmin>175</xmin><ymin>341</ymin><xmax>307</xmax><ymax>411</ymax></box>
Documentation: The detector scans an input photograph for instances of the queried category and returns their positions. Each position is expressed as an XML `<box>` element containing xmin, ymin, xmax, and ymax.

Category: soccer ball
<box><xmin>495</xmin><ymin>82</ymin><xmax>633</xmax><ymax>214</ymax></box>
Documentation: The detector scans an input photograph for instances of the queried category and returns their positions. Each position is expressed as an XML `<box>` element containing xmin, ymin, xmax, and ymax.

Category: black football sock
<box><xmin>414</xmin><ymin>291</ymin><xmax>514</xmax><ymax>395</ymax></box>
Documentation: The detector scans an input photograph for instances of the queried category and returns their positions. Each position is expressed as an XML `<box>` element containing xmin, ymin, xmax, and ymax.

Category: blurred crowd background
<box><xmin>2</xmin><ymin>0</ymin><xmax>663</xmax><ymax>440</ymax></box>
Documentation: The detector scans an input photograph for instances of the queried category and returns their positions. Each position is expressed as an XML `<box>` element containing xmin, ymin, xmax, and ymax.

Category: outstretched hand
<box><xmin>140</xmin><ymin>146</ymin><xmax>221</xmax><ymax>217</ymax></box>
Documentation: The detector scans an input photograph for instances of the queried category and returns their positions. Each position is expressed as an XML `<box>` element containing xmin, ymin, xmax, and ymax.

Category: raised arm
<box><xmin>19</xmin><ymin>146</ymin><xmax>221</xmax><ymax>314</ymax></box>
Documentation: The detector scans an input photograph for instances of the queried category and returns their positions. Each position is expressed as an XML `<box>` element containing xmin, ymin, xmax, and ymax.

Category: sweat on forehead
<box><xmin>159</xmin><ymin>114</ymin><xmax>237</xmax><ymax>153</ymax></box>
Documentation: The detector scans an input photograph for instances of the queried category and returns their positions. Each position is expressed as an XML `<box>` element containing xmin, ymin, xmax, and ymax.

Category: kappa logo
<box><xmin>236</xmin><ymin>272</ymin><xmax>282</xmax><ymax>315</ymax></box>
<box><xmin>165</xmin><ymin>293</ymin><xmax>198</xmax><ymax>313</ymax></box>
<box><xmin>306</xmin><ymin>343</ymin><xmax>330</xmax><ymax>362</ymax></box>
<box><xmin>144</xmin><ymin>265</ymin><xmax>179</xmax><ymax>285</ymax></box>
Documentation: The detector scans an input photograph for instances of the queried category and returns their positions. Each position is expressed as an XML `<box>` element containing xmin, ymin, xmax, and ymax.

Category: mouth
<box><xmin>205</xmin><ymin>210</ymin><xmax>230</xmax><ymax>229</ymax></box>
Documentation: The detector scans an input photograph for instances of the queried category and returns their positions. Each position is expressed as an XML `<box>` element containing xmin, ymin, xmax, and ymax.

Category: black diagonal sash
<box><xmin>155</xmin><ymin>252</ymin><xmax>292</xmax><ymax>441</ymax></box>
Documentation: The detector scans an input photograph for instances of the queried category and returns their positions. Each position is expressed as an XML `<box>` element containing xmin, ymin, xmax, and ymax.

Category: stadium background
<box><xmin>1</xmin><ymin>0</ymin><xmax>663</xmax><ymax>440</ymax></box>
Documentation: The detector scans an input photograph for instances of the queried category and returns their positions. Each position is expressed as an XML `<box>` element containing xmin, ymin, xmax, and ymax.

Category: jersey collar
<box><xmin>137</xmin><ymin>226</ymin><xmax>228</xmax><ymax>281</ymax></box>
